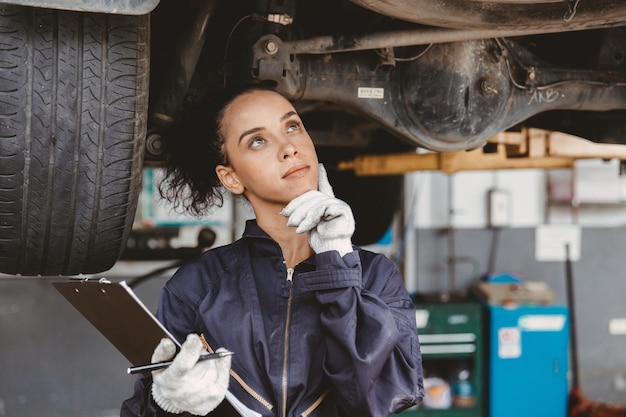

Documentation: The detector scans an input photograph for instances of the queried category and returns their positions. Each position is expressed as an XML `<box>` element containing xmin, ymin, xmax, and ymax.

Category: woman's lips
<box><xmin>283</xmin><ymin>165</ymin><xmax>309</xmax><ymax>179</ymax></box>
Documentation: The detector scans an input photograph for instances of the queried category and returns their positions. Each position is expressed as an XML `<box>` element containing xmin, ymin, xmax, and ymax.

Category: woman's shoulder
<box><xmin>193</xmin><ymin>237</ymin><xmax>246</xmax><ymax>264</ymax></box>
<box><xmin>167</xmin><ymin>240</ymin><xmax>247</xmax><ymax>290</ymax></box>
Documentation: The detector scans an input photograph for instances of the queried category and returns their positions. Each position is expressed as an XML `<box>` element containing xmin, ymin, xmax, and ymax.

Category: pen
<box><xmin>127</xmin><ymin>351</ymin><xmax>234</xmax><ymax>374</ymax></box>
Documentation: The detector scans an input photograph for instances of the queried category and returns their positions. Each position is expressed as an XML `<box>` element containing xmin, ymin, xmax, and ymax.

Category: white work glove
<box><xmin>151</xmin><ymin>334</ymin><xmax>231</xmax><ymax>416</ymax></box>
<box><xmin>282</xmin><ymin>164</ymin><xmax>355</xmax><ymax>256</ymax></box>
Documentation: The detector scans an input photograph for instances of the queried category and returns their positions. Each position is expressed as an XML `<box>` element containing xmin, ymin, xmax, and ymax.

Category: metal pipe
<box><xmin>151</xmin><ymin>0</ymin><xmax>216</xmax><ymax>127</ymax></box>
<box><xmin>283</xmin><ymin>23</ymin><xmax>624</xmax><ymax>55</ymax></box>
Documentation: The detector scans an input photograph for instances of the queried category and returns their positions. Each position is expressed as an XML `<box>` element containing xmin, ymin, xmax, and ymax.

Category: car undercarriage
<box><xmin>1</xmin><ymin>0</ymin><xmax>626</xmax><ymax>275</ymax></box>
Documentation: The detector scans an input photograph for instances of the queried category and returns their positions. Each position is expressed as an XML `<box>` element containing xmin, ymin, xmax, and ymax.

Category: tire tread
<box><xmin>0</xmin><ymin>5</ymin><xmax>148</xmax><ymax>275</ymax></box>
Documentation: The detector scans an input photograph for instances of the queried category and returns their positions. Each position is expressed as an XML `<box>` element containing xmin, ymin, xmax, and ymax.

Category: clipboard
<box><xmin>52</xmin><ymin>278</ymin><xmax>179</xmax><ymax>366</ymax></box>
<box><xmin>53</xmin><ymin>278</ymin><xmax>261</xmax><ymax>417</ymax></box>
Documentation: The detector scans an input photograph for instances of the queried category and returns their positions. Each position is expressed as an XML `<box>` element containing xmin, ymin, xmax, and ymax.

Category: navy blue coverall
<box><xmin>121</xmin><ymin>220</ymin><xmax>423</xmax><ymax>417</ymax></box>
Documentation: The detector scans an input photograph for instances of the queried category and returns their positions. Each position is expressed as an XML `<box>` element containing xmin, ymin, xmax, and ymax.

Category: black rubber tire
<box><xmin>327</xmin><ymin>169</ymin><xmax>404</xmax><ymax>246</ymax></box>
<box><xmin>0</xmin><ymin>6</ymin><xmax>149</xmax><ymax>275</ymax></box>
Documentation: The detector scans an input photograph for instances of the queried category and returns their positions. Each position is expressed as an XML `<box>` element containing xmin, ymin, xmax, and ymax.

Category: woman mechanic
<box><xmin>120</xmin><ymin>85</ymin><xmax>424</xmax><ymax>417</ymax></box>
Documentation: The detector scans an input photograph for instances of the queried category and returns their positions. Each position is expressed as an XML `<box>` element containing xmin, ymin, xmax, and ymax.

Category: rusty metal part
<box><xmin>150</xmin><ymin>0</ymin><xmax>216</xmax><ymax>128</ymax></box>
<box><xmin>350</xmin><ymin>0</ymin><xmax>626</xmax><ymax>30</ymax></box>
<box><xmin>278</xmin><ymin>22</ymin><xmax>625</xmax><ymax>56</ymax></box>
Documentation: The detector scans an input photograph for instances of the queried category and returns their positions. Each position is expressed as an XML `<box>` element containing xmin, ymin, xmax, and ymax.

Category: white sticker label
<box><xmin>448</xmin><ymin>314</ymin><xmax>469</xmax><ymax>325</ymax></box>
<box><xmin>519</xmin><ymin>314</ymin><xmax>566</xmax><ymax>331</ymax></box>
<box><xmin>498</xmin><ymin>327</ymin><xmax>521</xmax><ymax>359</ymax></box>
<box><xmin>357</xmin><ymin>87</ymin><xmax>384</xmax><ymax>99</ymax></box>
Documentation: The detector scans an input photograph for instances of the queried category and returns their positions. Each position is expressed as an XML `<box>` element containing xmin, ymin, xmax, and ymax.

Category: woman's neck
<box><xmin>255</xmin><ymin>209</ymin><xmax>313</xmax><ymax>268</ymax></box>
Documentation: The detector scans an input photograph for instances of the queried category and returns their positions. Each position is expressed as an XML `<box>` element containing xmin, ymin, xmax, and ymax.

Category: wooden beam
<box><xmin>337</xmin><ymin>145</ymin><xmax>574</xmax><ymax>176</ymax></box>
<box><xmin>337</xmin><ymin>129</ymin><xmax>626</xmax><ymax>176</ymax></box>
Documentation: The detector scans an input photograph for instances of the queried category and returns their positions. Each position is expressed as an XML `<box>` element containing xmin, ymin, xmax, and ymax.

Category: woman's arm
<box><xmin>302</xmin><ymin>250</ymin><xmax>424</xmax><ymax>417</ymax></box>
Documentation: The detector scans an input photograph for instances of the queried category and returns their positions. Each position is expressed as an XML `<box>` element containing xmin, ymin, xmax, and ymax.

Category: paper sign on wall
<box><xmin>498</xmin><ymin>327</ymin><xmax>521</xmax><ymax>359</ymax></box>
<box><xmin>535</xmin><ymin>224</ymin><xmax>581</xmax><ymax>262</ymax></box>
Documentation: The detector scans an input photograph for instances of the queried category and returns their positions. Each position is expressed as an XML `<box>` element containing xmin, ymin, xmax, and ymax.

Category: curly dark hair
<box><xmin>159</xmin><ymin>84</ymin><xmax>276</xmax><ymax>216</ymax></box>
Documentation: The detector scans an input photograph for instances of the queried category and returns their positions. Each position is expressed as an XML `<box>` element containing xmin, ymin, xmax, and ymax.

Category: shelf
<box><xmin>402</xmin><ymin>405</ymin><xmax>482</xmax><ymax>417</ymax></box>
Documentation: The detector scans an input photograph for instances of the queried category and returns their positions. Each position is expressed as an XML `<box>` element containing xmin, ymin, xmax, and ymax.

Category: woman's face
<box><xmin>216</xmin><ymin>90</ymin><xmax>319</xmax><ymax>210</ymax></box>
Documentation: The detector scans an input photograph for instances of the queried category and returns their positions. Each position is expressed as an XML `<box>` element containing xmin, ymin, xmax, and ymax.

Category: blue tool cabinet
<box><xmin>485</xmin><ymin>303</ymin><xmax>569</xmax><ymax>417</ymax></box>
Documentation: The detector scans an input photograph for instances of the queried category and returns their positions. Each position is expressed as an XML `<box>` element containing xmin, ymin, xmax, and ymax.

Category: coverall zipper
<box><xmin>302</xmin><ymin>389</ymin><xmax>330</xmax><ymax>417</ymax></box>
<box><xmin>200</xmin><ymin>334</ymin><xmax>274</xmax><ymax>412</ymax></box>
<box><xmin>281</xmin><ymin>267</ymin><xmax>294</xmax><ymax>417</ymax></box>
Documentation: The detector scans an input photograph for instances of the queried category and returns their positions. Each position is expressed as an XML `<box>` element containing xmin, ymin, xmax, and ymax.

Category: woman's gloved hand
<box><xmin>151</xmin><ymin>334</ymin><xmax>231</xmax><ymax>416</ymax></box>
<box><xmin>282</xmin><ymin>164</ymin><xmax>355</xmax><ymax>256</ymax></box>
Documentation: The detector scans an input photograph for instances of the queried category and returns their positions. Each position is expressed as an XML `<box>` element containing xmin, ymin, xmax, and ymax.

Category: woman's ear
<box><xmin>216</xmin><ymin>165</ymin><xmax>245</xmax><ymax>195</ymax></box>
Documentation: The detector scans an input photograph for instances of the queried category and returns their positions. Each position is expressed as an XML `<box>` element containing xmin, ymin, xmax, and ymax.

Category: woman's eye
<box><xmin>286</xmin><ymin>122</ymin><xmax>300</xmax><ymax>133</ymax></box>
<box><xmin>250</xmin><ymin>136</ymin><xmax>265</xmax><ymax>148</ymax></box>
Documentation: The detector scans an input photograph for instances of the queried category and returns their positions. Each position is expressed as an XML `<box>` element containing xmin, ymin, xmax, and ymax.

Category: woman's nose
<box><xmin>280</xmin><ymin>138</ymin><xmax>299</xmax><ymax>159</ymax></box>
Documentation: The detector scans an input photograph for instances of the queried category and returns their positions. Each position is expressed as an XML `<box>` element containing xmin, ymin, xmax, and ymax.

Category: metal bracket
<box><xmin>251</xmin><ymin>34</ymin><xmax>301</xmax><ymax>96</ymax></box>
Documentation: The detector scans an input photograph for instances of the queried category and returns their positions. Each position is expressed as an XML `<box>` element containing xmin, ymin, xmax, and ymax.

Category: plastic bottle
<box><xmin>451</xmin><ymin>363</ymin><xmax>475</xmax><ymax>408</ymax></box>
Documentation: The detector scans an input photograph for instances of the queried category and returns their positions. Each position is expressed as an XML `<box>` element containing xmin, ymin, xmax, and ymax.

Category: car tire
<box><xmin>327</xmin><ymin>169</ymin><xmax>403</xmax><ymax>246</ymax></box>
<box><xmin>0</xmin><ymin>6</ymin><xmax>149</xmax><ymax>275</ymax></box>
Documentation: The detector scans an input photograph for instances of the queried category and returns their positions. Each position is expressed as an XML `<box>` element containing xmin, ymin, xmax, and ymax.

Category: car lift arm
<box><xmin>337</xmin><ymin>128</ymin><xmax>626</xmax><ymax>176</ymax></box>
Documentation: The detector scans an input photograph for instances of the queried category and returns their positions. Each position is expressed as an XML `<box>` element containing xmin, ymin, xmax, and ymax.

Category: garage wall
<box><xmin>406</xmin><ymin>226</ymin><xmax>626</xmax><ymax>405</ymax></box>
<box><xmin>403</xmin><ymin>165</ymin><xmax>626</xmax><ymax>406</ymax></box>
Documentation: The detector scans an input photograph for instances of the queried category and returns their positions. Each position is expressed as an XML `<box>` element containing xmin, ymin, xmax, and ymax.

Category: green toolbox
<box><xmin>404</xmin><ymin>301</ymin><xmax>484</xmax><ymax>417</ymax></box>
